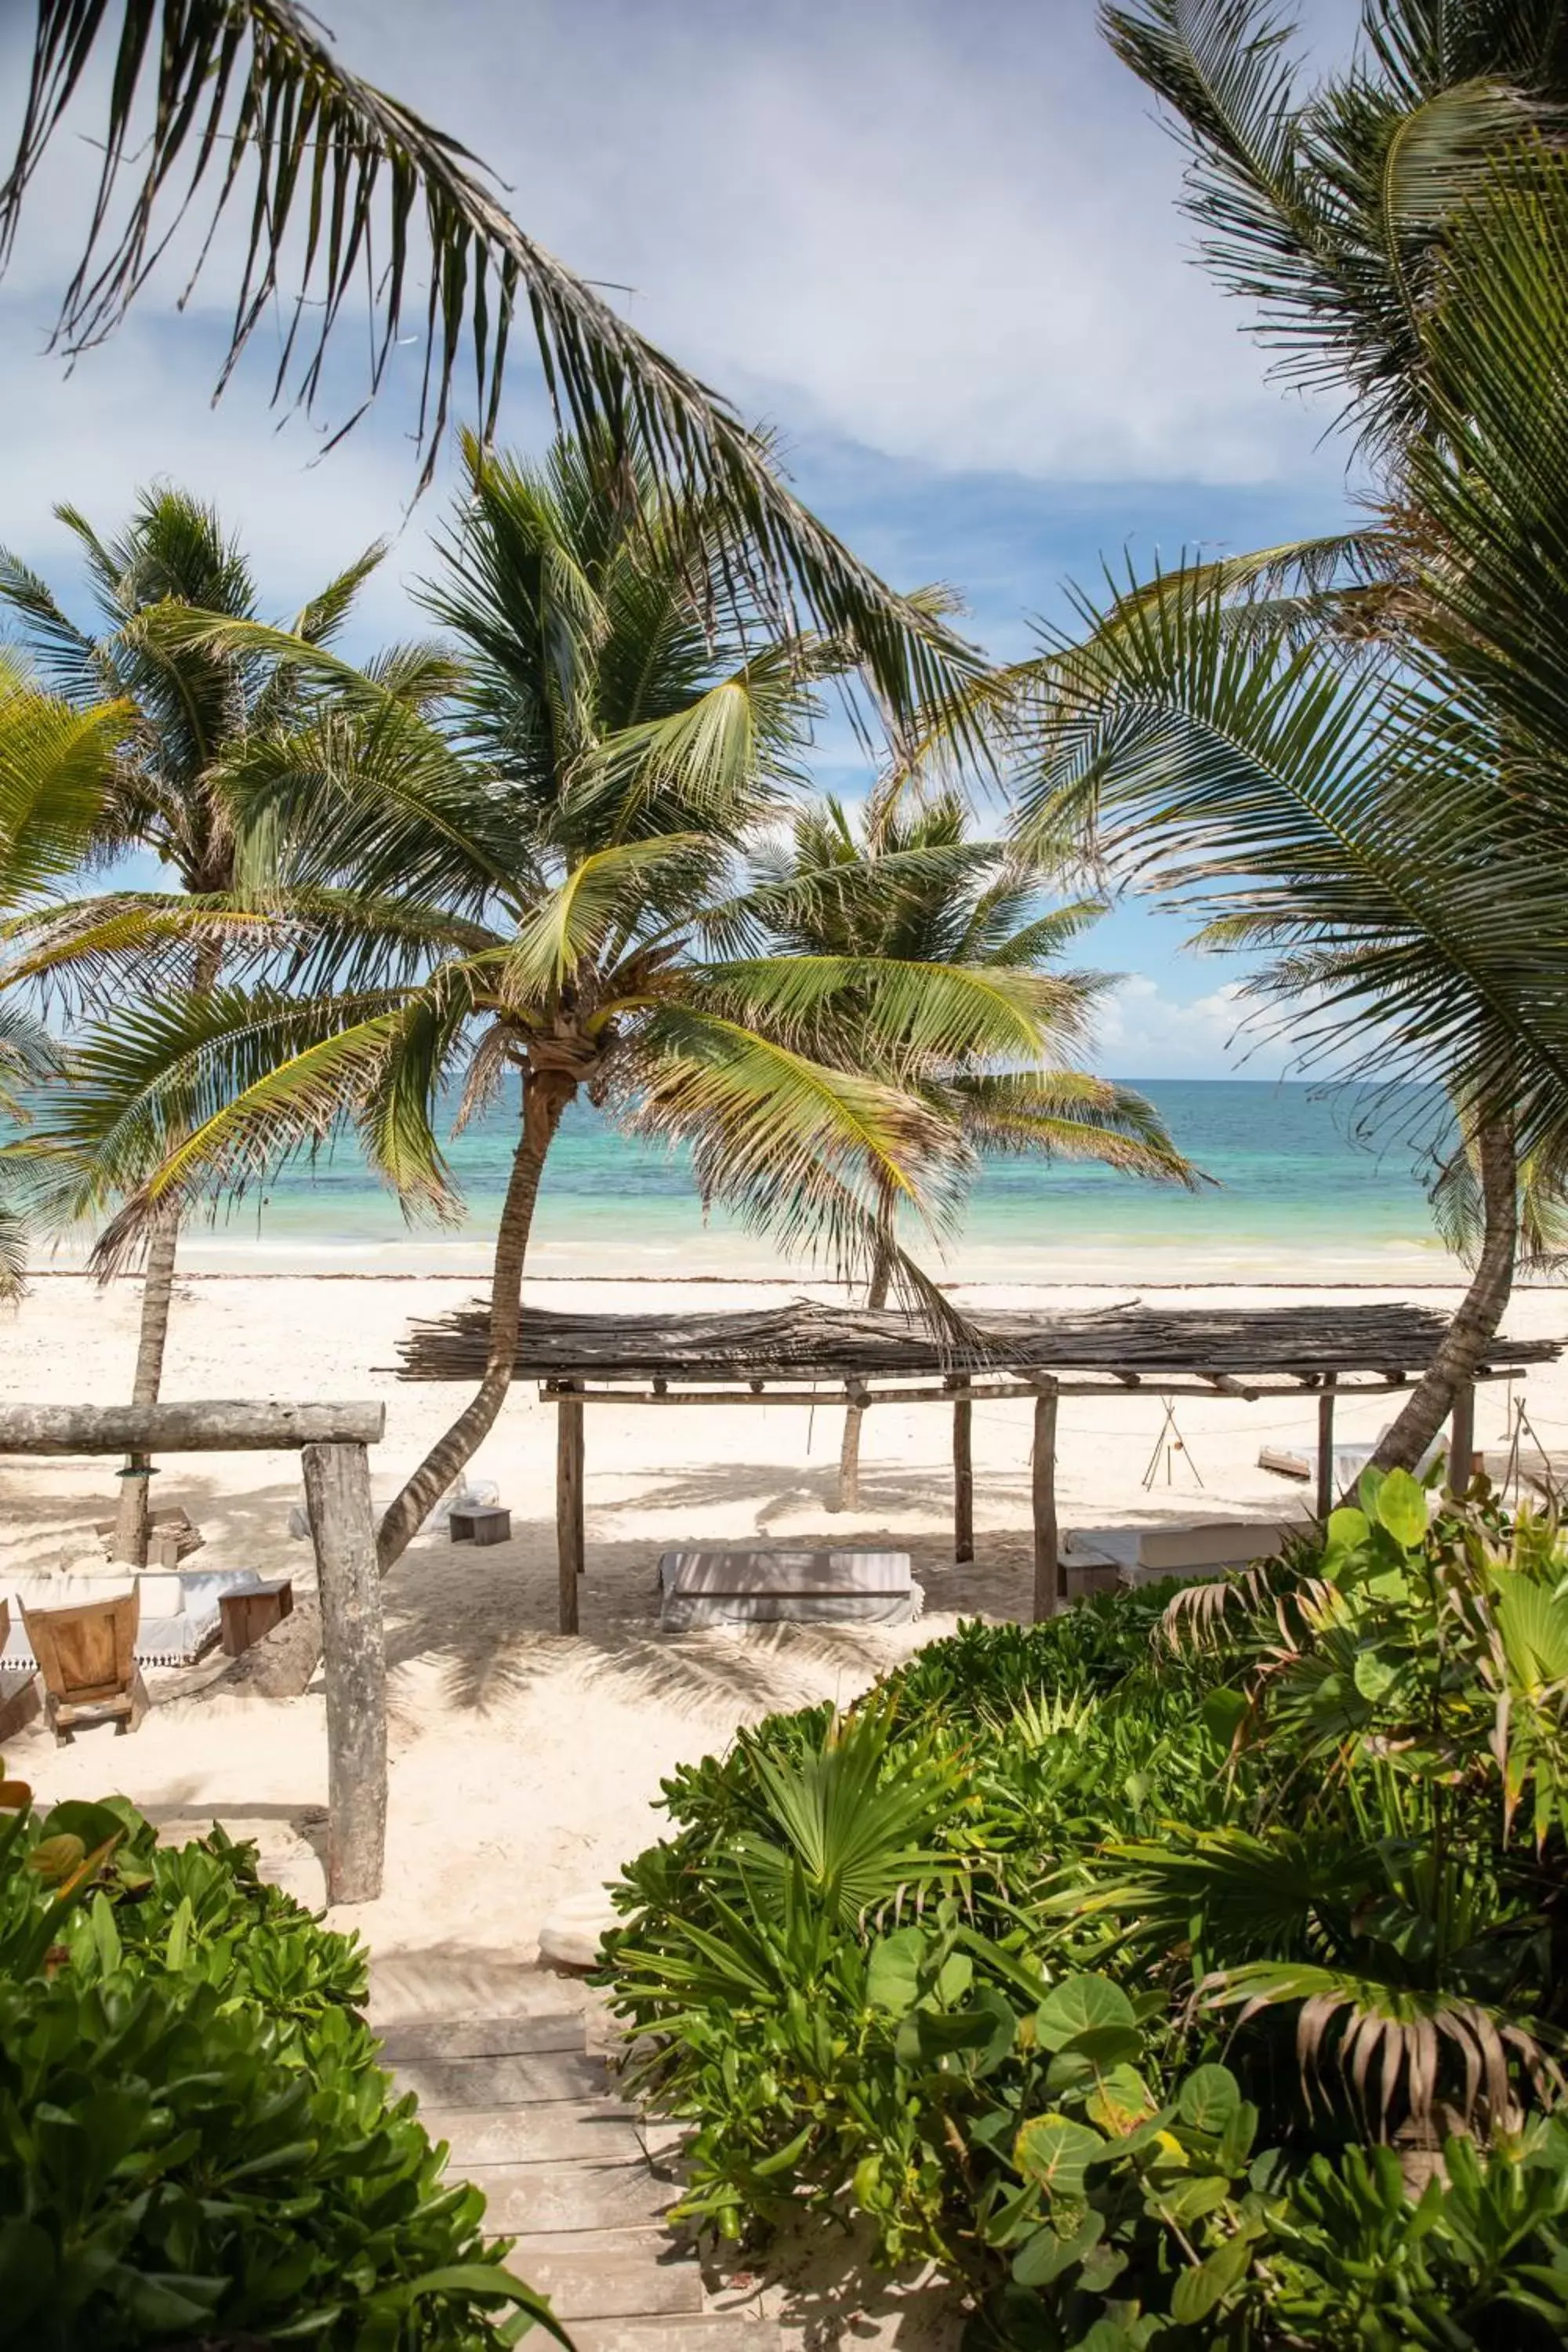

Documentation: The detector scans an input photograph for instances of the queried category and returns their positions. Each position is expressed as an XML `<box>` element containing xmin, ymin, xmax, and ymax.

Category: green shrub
<box><xmin>0</xmin><ymin>1777</ymin><xmax>555</xmax><ymax>2350</ymax></box>
<box><xmin>604</xmin><ymin>1483</ymin><xmax>1568</xmax><ymax>2346</ymax></box>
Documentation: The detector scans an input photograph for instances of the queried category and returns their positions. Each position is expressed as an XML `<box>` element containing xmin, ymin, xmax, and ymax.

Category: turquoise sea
<box><xmin>167</xmin><ymin>1080</ymin><xmax>1473</xmax><ymax>1283</ymax></box>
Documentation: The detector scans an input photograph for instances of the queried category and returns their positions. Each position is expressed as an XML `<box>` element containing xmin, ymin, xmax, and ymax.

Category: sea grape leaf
<box><xmin>1176</xmin><ymin>2064</ymin><xmax>1240</xmax><ymax>2137</ymax></box>
<box><xmin>1034</xmin><ymin>1975</ymin><xmax>1136</xmax><ymax>2052</ymax></box>
<box><xmin>1375</xmin><ymin>1468</ymin><xmax>1428</xmax><ymax>1550</ymax></box>
<box><xmin>1011</xmin><ymin>2209</ymin><xmax>1103</xmax><ymax>2287</ymax></box>
<box><xmin>1087</xmin><ymin>2063</ymin><xmax>1157</xmax><ymax>2137</ymax></box>
<box><xmin>1353</xmin><ymin>1648</ymin><xmax>1399</xmax><ymax>1703</ymax></box>
<box><xmin>1014</xmin><ymin>2114</ymin><xmax>1105</xmax><ymax>2198</ymax></box>
<box><xmin>1170</xmin><ymin>2231</ymin><xmax>1253</xmax><ymax>2324</ymax></box>
<box><xmin>866</xmin><ymin>1926</ymin><xmax>925</xmax><ymax>2015</ymax></box>
<box><xmin>1326</xmin><ymin>1505</ymin><xmax>1370</xmax><ymax>1555</ymax></box>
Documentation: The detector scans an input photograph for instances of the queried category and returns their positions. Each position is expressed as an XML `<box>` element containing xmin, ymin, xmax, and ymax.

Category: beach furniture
<box><xmin>2</xmin><ymin>1566</ymin><xmax>283</xmax><ymax>1670</ymax></box>
<box><xmin>1064</xmin><ymin>1520</ymin><xmax>1293</xmax><ymax>1590</ymax></box>
<box><xmin>220</xmin><ymin>1577</ymin><xmax>294</xmax><ymax>1657</ymax></box>
<box><xmin>23</xmin><ymin>1588</ymin><xmax>148</xmax><ymax>1744</ymax></box>
<box><xmin>658</xmin><ymin>1547</ymin><xmax>919</xmax><ymax>1631</ymax></box>
<box><xmin>449</xmin><ymin>1504</ymin><xmax>512</xmax><ymax>1545</ymax></box>
<box><xmin>93</xmin><ymin>1504</ymin><xmax>204</xmax><ymax>1566</ymax></box>
<box><xmin>0</xmin><ymin>1599</ymin><xmax>39</xmax><ymax>1740</ymax></box>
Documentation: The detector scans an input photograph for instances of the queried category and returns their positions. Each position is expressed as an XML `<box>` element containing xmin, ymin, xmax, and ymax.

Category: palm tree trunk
<box><xmin>375</xmin><ymin>1068</ymin><xmax>573</xmax><ymax>1573</ymax></box>
<box><xmin>110</xmin><ymin>1201</ymin><xmax>181</xmax><ymax>1566</ymax></box>
<box><xmin>1374</xmin><ymin>1113</ymin><xmax>1517</xmax><ymax>1476</ymax></box>
<box><xmin>836</xmin><ymin>1183</ymin><xmax>896</xmax><ymax>1511</ymax></box>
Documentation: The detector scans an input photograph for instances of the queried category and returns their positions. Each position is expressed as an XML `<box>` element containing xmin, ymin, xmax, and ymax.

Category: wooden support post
<box><xmin>953</xmin><ymin>1397</ymin><xmax>974</xmax><ymax>1565</ymax></box>
<box><xmin>1316</xmin><ymin>1374</ymin><xmax>1337</xmax><ymax>1522</ymax></box>
<box><xmin>1449</xmin><ymin>1380</ymin><xmax>1475</xmax><ymax>1498</ymax></box>
<box><xmin>302</xmin><ymin>1440</ymin><xmax>386</xmax><ymax>1906</ymax></box>
<box><xmin>557</xmin><ymin>1388</ymin><xmax>584</xmax><ymax>1635</ymax></box>
<box><xmin>1032</xmin><ymin>1381</ymin><xmax>1060</xmax><ymax>1623</ymax></box>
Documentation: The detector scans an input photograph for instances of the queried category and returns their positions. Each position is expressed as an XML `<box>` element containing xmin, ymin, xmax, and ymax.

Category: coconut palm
<box><xmin>0</xmin><ymin>655</ymin><xmax>126</xmax><ymax>1291</ymax></box>
<box><xmin>1</xmin><ymin>2</ymin><xmax>975</xmax><ymax>732</ymax></box>
<box><xmin>745</xmin><ymin>789</ymin><xmax>1196</xmax><ymax>1505</ymax></box>
<box><xmin>0</xmin><ymin>490</ymin><xmax>417</xmax><ymax>1560</ymax></box>
<box><xmin>29</xmin><ymin>435</ymin><xmax>1062</xmax><ymax>1578</ymax></box>
<box><xmin>934</xmin><ymin>2</ymin><xmax>1568</xmax><ymax>1473</ymax></box>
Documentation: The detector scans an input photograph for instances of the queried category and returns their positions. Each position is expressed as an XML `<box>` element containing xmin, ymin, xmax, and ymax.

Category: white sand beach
<box><xmin>3</xmin><ymin>1268</ymin><xmax>1565</xmax><ymax>1969</ymax></box>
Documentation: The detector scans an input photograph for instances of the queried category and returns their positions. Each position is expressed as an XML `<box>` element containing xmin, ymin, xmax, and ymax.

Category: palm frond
<box><xmin>2</xmin><ymin>2</ymin><xmax>981</xmax><ymax>729</ymax></box>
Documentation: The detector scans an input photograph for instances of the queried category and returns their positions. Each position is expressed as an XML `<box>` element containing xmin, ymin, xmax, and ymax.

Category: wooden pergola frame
<box><xmin>541</xmin><ymin>1360</ymin><xmax>1517</xmax><ymax>1630</ymax></box>
<box><xmin>0</xmin><ymin>1400</ymin><xmax>387</xmax><ymax>1904</ymax></box>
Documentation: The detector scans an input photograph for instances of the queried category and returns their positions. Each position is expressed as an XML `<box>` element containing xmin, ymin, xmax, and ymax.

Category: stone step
<box><xmin>567</xmin><ymin>2323</ymin><xmax>781</xmax><ymax>2352</ymax></box>
<box><xmin>424</xmin><ymin>2103</ymin><xmax>641</xmax><ymax>2168</ymax></box>
<box><xmin>369</xmin><ymin>1955</ymin><xmax>579</xmax><ymax>2024</ymax></box>
<box><xmin>467</xmin><ymin>2160</ymin><xmax>677</xmax><ymax>2234</ymax></box>
<box><xmin>521</xmin><ymin>2245</ymin><xmax>704</xmax><ymax>2320</ymax></box>
<box><xmin>397</xmin><ymin>2052</ymin><xmax>609</xmax><ymax>2107</ymax></box>
<box><xmin>378</xmin><ymin>2013</ymin><xmax>586</xmax><ymax>2062</ymax></box>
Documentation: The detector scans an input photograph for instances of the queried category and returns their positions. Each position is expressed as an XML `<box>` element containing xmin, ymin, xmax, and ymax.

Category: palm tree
<box><xmin>1</xmin><ymin>2</ymin><xmax>976</xmax><ymax>733</ymax></box>
<box><xmin>0</xmin><ymin>490</ymin><xmax>404</xmax><ymax>1561</ymax></box>
<box><xmin>0</xmin><ymin>655</ymin><xmax>126</xmax><ymax>1290</ymax></box>
<box><xmin>747</xmin><ymin>789</ymin><xmax>1196</xmax><ymax>1505</ymax></box>
<box><xmin>31</xmin><ymin>436</ymin><xmax>1059</xmax><ymax>1581</ymax></box>
<box><xmin>927</xmin><ymin>1</ymin><xmax>1568</xmax><ymax>1473</ymax></box>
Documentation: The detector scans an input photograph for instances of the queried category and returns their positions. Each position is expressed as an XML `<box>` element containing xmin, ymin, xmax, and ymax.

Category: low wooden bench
<box><xmin>449</xmin><ymin>1504</ymin><xmax>512</xmax><ymax>1546</ymax></box>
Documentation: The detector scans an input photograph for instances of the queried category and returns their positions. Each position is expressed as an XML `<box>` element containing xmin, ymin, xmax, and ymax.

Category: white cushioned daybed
<box><xmin>658</xmin><ymin>1548</ymin><xmax>922</xmax><ymax>1632</ymax></box>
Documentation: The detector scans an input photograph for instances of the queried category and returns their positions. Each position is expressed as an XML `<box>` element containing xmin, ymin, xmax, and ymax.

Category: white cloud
<box><xmin>0</xmin><ymin>0</ymin><xmax>1367</xmax><ymax>531</ymax></box>
<box><xmin>1094</xmin><ymin>974</ymin><xmax>1298</xmax><ymax>1080</ymax></box>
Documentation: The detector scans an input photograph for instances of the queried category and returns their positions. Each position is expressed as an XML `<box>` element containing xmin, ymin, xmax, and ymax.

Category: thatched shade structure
<box><xmin>398</xmin><ymin>1300</ymin><xmax>1559</xmax><ymax>1628</ymax></box>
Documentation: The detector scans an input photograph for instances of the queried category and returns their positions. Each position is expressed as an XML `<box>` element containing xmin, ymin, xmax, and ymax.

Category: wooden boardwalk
<box><xmin>372</xmin><ymin>1960</ymin><xmax>778</xmax><ymax>2352</ymax></box>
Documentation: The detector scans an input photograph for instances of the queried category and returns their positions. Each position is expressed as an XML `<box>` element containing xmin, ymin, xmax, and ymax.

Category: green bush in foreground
<box><xmin>603</xmin><ymin>1475</ymin><xmax>1568</xmax><ymax>2347</ymax></box>
<box><xmin>0</xmin><ymin>1779</ymin><xmax>555</xmax><ymax>2350</ymax></box>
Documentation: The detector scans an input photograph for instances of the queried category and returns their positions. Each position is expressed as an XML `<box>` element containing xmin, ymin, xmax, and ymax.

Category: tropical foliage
<box><xmin>603</xmin><ymin>1476</ymin><xmax>1568</xmax><ymax>2347</ymax></box>
<box><xmin>0</xmin><ymin>2</ymin><xmax>975</xmax><ymax>729</ymax></box>
<box><xmin>0</xmin><ymin>488</ymin><xmax>418</xmax><ymax>1559</ymax></box>
<box><xmin>927</xmin><ymin>0</ymin><xmax>1568</xmax><ymax>1465</ymax></box>
<box><xmin>0</xmin><ymin>1773</ymin><xmax>552</xmax><ymax>2348</ymax></box>
<box><xmin>748</xmin><ymin>788</ymin><xmax>1194</xmax><ymax>1501</ymax></box>
<box><xmin>11</xmin><ymin>437</ymin><xmax>1104</xmax><ymax>1570</ymax></box>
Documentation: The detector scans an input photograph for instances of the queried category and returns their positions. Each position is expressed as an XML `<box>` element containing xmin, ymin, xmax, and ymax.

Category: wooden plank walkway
<box><xmin>373</xmin><ymin>1962</ymin><xmax>778</xmax><ymax>2352</ymax></box>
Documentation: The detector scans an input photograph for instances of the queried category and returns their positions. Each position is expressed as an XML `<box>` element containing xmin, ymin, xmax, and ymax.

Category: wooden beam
<box><xmin>1449</xmin><ymin>1380</ymin><xmax>1476</xmax><ymax>1498</ymax></box>
<box><xmin>953</xmin><ymin>1397</ymin><xmax>974</xmax><ymax>1565</ymax></box>
<box><xmin>557</xmin><ymin>1389</ymin><xmax>585</xmax><ymax>1634</ymax></box>
<box><xmin>1032</xmin><ymin>1381</ymin><xmax>1060</xmax><ymax>1623</ymax></box>
<box><xmin>0</xmin><ymin>1400</ymin><xmax>385</xmax><ymax>1454</ymax></box>
<box><xmin>302</xmin><ymin>1441</ymin><xmax>386</xmax><ymax>1906</ymax></box>
<box><xmin>535</xmin><ymin>1367</ymin><xmax>1522</xmax><ymax>1408</ymax></box>
<box><xmin>1316</xmin><ymin>1374</ymin><xmax>1337</xmax><ymax>1522</ymax></box>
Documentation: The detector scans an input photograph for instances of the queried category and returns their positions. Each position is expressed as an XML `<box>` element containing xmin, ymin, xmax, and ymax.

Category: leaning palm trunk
<box><xmin>375</xmin><ymin>1069</ymin><xmax>574</xmax><ymax>1573</ymax></box>
<box><xmin>110</xmin><ymin>1201</ymin><xmax>180</xmax><ymax>1565</ymax></box>
<box><xmin>836</xmin><ymin>1184</ymin><xmax>896</xmax><ymax>1511</ymax></box>
<box><xmin>1374</xmin><ymin>1115</ymin><xmax>1517</xmax><ymax>1475</ymax></box>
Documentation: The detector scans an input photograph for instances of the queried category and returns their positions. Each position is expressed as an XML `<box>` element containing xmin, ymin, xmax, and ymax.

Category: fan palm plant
<box><xmin>1</xmin><ymin>2</ymin><xmax>976</xmax><ymax>734</ymax></box>
<box><xmin>27</xmin><ymin>435</ymin><xmax>1063</xmax><ymax>1579</ymax></box>
<box><xmin>0</xmin><ymin>489</ymin><xmax>416</xmax><ymax>1560</ymax></box>
<box><xmin>746</xmin><ymin>789</ymin><xmax>1195</xmax><ymax>1505</ymax></box>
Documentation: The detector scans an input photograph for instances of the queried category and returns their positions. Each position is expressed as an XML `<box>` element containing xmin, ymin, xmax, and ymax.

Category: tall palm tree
<box><xmin>931</xmin><ymin>0</ymin><xmax>1568</xmax><ymax>1473</ymax></box>
<box><xmin>747</xmin><ymin>789</ymin><xmax>1196</xmax><ymax>1505</ymax></box>
<box><xmin>29</xmin><ymin>436</ymin><xmax>1055</xmax><ymax>1579</ymax></box>
<box><xmin>1</xmin><ymin>2</ymin><xmax>977</xmax><ymax>733</ymax></box>
<box><xmin>0</xmin><ymin>490</ymin><xmax>404</xmax><ymax>1560</ymax></box>
<box><xmin>0</xmin><ymin>654</ymin><xmax>126</xmax><ymax>1291</ymax></box>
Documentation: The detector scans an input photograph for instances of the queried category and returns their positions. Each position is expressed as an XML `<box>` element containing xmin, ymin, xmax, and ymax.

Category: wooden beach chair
<box><xmin>22</xmin><ymin>1588</ymin><xmax>148</xmax><ymax>1744</ymax></box>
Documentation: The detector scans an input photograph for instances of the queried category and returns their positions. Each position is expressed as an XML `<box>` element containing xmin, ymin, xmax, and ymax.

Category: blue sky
<box><xmin>0</xmin><ymin>0</ymin><xmax>1367</xmax><ymax>1077</ymax></box>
